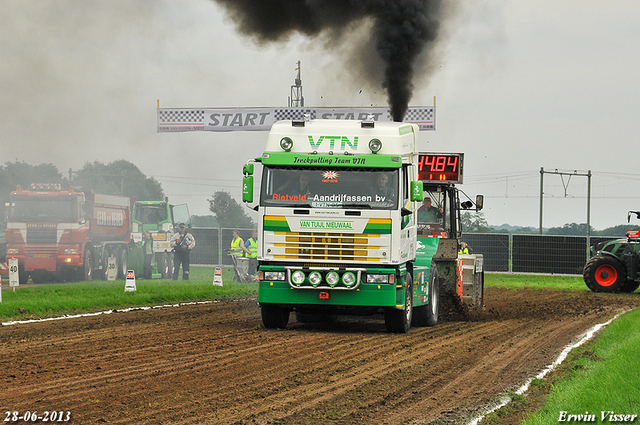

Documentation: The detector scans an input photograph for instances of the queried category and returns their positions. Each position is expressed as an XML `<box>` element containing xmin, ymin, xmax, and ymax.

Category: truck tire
<box><xmin>385</xmin><ymin>273</ymin><xmax>413</xmax><ymax>333</ymax></box>
<box><xmin>18</xmin><ymin>265</ymin><xmax>29</xmax><ymax>285</ymax></box>
<box><xmin>118</xmin><ymin>248</ymin><xmax>128</xmax><ymax>280</ymax></box>
<box><xmin>413</xmin><ymin>266</ymin><xmax>439</xmax><ymax>327</ymax></box>
<box><xmin>583</xmin><ymin>255</ymin><xmax>625</xmax><ymax>293</ymax></box>
<box><xmin>261</xmin><ymin>303</ymin><xmax>290</xmax><ymax>329</ymax></box>
<box><xmin>82</xmin><ymin>249</ymin><xmax>93</xmax><ymax>282</ymax></box>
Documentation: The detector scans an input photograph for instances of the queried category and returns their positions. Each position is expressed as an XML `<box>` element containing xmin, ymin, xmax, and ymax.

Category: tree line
<box><xmin>461</xmin><ymin>211</ymin><xmax>640</xmax><ymax>237</ymax></box>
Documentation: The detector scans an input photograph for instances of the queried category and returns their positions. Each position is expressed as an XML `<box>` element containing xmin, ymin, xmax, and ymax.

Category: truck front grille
<box><xmin>266</xmin><ymin>231</ymin><xmax>390</xmax><ymax>262</ymax></box>
<box><xmin>27</xmin><ymin>228</ymin><xmax>57</xmax><ymax>244</ymax></box>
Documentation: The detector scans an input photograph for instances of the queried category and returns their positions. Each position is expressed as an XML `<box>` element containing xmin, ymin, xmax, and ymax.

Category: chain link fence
<box><xmin>461</xmin><ymin>233</ymin><xmax>619</xmax><ymax>275</ymax></box>
<box><xmin>190</xmin><ymin>228</ymin><xmax>255</xmax><ymax>266</ymax></box>
<box><xmin>189</xmin><ymin>227</ymin><xmax>619</xmax><ymax>275</ymax></box>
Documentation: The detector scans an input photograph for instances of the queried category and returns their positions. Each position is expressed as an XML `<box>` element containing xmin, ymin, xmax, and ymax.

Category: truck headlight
<box><xmin>366</xmin><ymin>274</ymin><xmax>391</xmax><ymax>284</ymax></box>
<box><xmin>342</xmin><ymin>272</ymin><xmax>357</xmax><ymax>287</ymax></box>
<box><xmin>368</xmin><ymin>138</ymin><xmax>382</xmax><ymax>153</ymax></box>
<box><xmin>64</xmin><ymin>248</ymin><xmax>79</xmax><ymax>254</ymax></box>
<box><xmin>7</xmin><ymin>248</ymin><xmax>19</xmax><ymax>254</ymax></box>
<box><xmin>309</xmin><ymin>271</ymin><xmax>322</xmax><ymax>287</ymax></box>
<box><xmin>280</xmin><ymin>137</ymin><xmax>294</xmax><ymax>151</ymax></box>
<box><xmin>265</xmin><ymin>271</ymin><xmax>286</xmax><ymax>281</ymax></box>
<box><xmin>291</xmin><ymin>270</ymin><xmax>305</xmax><ymax>286</ymax></box>
<box><xmin>326</xmin><ymin>271</ymin><xmax>339</xmax><ymax>287</ymax></box>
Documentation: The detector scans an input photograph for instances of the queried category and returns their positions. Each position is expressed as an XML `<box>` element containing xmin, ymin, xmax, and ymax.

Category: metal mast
<box><xmin>288</xmin><ymin>61</ymin><xmax>304</xmax><ymax>107</ymax></box>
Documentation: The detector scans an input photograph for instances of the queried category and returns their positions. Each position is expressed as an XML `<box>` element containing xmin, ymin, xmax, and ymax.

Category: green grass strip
<box><xmin>523</xmin><ymin>308</ymin><xmax>640</xmax><ymax>424</ymax></box>
<box><xmin>485</xmin><ymin>273</ymin><xmax>586</xmax><ymax>291</ymax></box>
<box><xmin>1</xmin><ymin>266</ymin><xmax>257</xmax><ymax>322</ymax></box>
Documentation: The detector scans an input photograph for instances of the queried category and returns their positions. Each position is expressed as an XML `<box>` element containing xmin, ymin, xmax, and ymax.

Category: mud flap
<box><xmin>459</xmin><ymin>254</ymin><xmax>484</xmax><ymax>310</ymax></box>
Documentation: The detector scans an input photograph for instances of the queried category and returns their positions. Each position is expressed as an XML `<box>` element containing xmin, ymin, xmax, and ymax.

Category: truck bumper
<box><xmin>258</xmin><ymin>281</ymin><xmax>406</xmax><ymax>309</ymax></box>
<box><xmin>9</xmin><ymin>253</ymin><xmax>81</xmax><ymax>272</ymax></box>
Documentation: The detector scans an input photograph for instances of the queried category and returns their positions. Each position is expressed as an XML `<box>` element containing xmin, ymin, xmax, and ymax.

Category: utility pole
<box><xmin>288</xmin><ymin>60</ymin><xmax>304</xmax><ymax>107</ymax></box>
<box><xmin>539</xmin><ymin>168</ymin><xmax>592</xmax><ymax>258</ymax></box>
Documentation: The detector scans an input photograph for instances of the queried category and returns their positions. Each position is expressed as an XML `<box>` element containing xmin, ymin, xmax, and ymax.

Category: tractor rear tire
<box><xmin>583</xmin><ymin>255</ymin><xmax>625</xmax><ymax>293</ymax></box>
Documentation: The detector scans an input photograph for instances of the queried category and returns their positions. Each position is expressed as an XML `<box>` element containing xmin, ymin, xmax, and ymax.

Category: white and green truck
<box><xmin>242</xmin><ymin>117</ymin><xmax>485</xmax><ymax>333</ymax></box>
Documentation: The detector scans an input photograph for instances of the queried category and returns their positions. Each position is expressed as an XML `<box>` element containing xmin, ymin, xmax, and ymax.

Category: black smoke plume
<box><xmin>213</xmin><ymin>0</ymin><xmax>443</xmax><ymax>121</ymax></box>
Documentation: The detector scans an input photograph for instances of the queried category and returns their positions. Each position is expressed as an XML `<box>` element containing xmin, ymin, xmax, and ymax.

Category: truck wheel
<box><xmin>583</xmin><ymin>255</ymin><xmax>625</xmax><ymax>293</ymax></box>
<box><xmin>261</xmin><ymin>304</ymin><xmax>290</xmax><ymax>329</ymax></box>
<box><xmin>118</xmin><ymin>248</ymin><xmax>128</xmax><ymax>280</ymax></box>
<box><xmin>413</xmin><ymin>266</ymin><xmax>439</xmax><ymax>327</ymax></box>
<box><xmin>83</xmin><ymin>249</ymin><xmax>93</xmax><ymax>281</ymax></box>
<box><xmin>385</xmin><ymin>274</ymin><xmax>413</xmax><ymax>333</ymax></box>
<box><xmin>18</xmin><ymin>266</ymin><xmax>29</xmax><ymax>285</ymax></box>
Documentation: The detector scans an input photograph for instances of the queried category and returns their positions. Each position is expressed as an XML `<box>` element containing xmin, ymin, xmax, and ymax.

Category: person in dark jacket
<box><xmin>170</xmin><ymin>223</ymin><xmax>195</xmax><ymax>280</ymax></box>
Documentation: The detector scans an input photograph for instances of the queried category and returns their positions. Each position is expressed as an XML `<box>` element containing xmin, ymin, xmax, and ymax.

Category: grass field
<box><xmin>478</xmin><ymin>275</ymin><xmax>640</xmax><ymax>424</ymax></box>
<box><xmin>520</xmin><ymin>307</ymin><xmax>640</xmax><ymax>424</ymax></box>
<box><xmin>0</xmin><ymin>266</ymin><xmax>257</xmax><ymax>322</ymax></box>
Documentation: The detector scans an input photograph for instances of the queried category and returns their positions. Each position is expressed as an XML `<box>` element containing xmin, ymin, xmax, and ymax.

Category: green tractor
<box><xmin>583</xmin><ymin>211</ymin><xmax>640</xmax><ymax>293</ymax></box>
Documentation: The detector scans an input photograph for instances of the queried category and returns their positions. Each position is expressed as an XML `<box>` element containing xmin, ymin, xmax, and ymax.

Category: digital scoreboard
<box><xmin>417</xmin><ymin>153</ymin><xmax>463</xmax><ymax>184</ymax></box>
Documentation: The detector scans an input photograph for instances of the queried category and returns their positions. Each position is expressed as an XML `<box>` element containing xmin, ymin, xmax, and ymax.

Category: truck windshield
<box><xmin>260</xmin><ymin>167</ymin><xmax>399</xmax><ymax>210</ymax></box>
<box><xmin>135</xmin><ymin>204</ymin><xmax>168</xmax><ymax>224</ymax></box>
<box><xmin>8</xmin><ymin>195</ymin><xmax>79</xmax><ymax>223</ymax></box>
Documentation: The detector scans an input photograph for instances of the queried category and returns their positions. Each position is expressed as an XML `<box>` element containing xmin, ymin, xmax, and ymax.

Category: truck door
<box><xmin>172</xmin><ymin>204</ymin><xmax>191</xmax><ymax>228</ymax></box>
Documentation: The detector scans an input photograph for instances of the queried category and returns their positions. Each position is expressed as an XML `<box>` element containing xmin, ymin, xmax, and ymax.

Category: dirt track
<box><xmin>1</xmin><ymin>287</ymin><xmax>639</xmax><ymax>425</ymax></box>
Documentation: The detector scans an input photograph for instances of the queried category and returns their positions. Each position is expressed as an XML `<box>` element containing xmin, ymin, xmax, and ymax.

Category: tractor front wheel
<box><xmin>583</xmin><ymin>255</ymin><xmax>625</xmax><ymax>293</ymax></box>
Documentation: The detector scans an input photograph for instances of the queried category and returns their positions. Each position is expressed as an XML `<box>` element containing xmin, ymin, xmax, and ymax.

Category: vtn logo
<box><xmin>308</xmin><ymin>136</ymin><xmax>358</xmax><ymax>150</ymax></box>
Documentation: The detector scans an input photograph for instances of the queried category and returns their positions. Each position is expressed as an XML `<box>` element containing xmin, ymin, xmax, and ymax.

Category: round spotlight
<box><xmin>309</xmin><ymin>271</ymin><xmax>322</xmax><ymax>287</ymax></box>
<box><xmin>326</xmin><ymin>271</ymin><xmax>339</xmax><ymax>287</ymax></box>
<box><xmin>342</xmin><ymin>272</ymin><xmax>357</xmax><ymax>287</ymax></box>
<box><xmin>368</xmin><ymin>138</ymin><xmax>382</xmax><ymax>153</ymax></box>
<box><xmin>280</xmin><ymin>137</ymin><xmax>294</xmax><ymax>152</ymax></box>
<box><xmin>291</xmin><ymin>270</ymin><xmax>305</xmax><ymax>286</ymax></box>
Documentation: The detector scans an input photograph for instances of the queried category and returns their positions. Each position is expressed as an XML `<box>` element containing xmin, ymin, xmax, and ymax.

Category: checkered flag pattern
<box><xmin>403</xmin><ymin>108</ymin><xmax>434</xmax><ymax>122</ymax></box>
<box><xmin>274</xmin><ymin>109</ymin><xmax>316</xmax><ymax>121</ymax></box>
<box><xmin>158</xmin><ymin>109</ymin><xmax>205</xmax><ymax>124</ymax></box>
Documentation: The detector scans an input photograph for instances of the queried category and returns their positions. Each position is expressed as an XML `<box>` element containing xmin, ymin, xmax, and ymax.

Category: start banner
<box><xmin>157</xmin><ymin>107</ymin><xmax>435</xmax><ymax>132</ymax></box>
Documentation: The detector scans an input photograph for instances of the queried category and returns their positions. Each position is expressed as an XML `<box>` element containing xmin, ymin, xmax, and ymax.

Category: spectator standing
<box><xmin>243</xmin><ymin>230</ymin><xmax>258</xmax><ymax>275</ymax></box>
<box><xmin>230</xmin><ymin>229</ymin><xmax>245</xmax><ymax>281</ymax></box>
<box><xmin>171</xmin><ymin>223</ymin><xmax>195</xmax><ymax>280</ymax></box>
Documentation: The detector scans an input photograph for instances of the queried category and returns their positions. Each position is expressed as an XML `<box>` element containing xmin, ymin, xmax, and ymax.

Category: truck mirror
<box><xmin>475</xmin><ymin>194</ymin><xmax>484</xmax><ymax>211</ymax></box>
<box><xmin>242</xmin><ymin>175</ymin><xmax>254</xmax><ymax>203</ymax></box>
<box><xmin>410</xmin><ymin>181</ymin><xmax>423</xmax><ymax>202</ymax></box>
<box><xmin>243</xmin><ymin>163</ymin><xmax>254</xmax><ymax>176</ymax></box>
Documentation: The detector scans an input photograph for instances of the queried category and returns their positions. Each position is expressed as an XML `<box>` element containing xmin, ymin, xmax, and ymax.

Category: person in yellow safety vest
<box><xmin>243</xmin><ymin>230</ymin><xmax>258</xmax><ymax>275</ymax></box>
<box><xmin>230</xmin><ymin>229</ymin><xmax>245</xmax><ymax>282</ymax></box>
<box><xmin>459</xmin><ymin>241</ymin><xmax>471</xmax><ymax>255</ymax></box>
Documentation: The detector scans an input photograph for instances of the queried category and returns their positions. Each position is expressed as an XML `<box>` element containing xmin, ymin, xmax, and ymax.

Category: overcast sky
<box><xmin>2</xmin><ymin>0</ymin><xmax>639</xmax><ymax>230</ymax></box>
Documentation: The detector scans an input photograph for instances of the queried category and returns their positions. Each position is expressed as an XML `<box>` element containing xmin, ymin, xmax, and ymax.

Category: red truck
<box><xmin>4</xmin><ymin>184</ymin><xmax>132</xmax><ymax>284</ymax></box>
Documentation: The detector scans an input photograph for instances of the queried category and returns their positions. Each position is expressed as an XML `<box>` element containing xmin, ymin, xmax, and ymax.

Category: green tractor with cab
<box><xmin>583</xmin><ymin>211</ymin><xmax>640</xmax><ymax>293</ymax></box>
